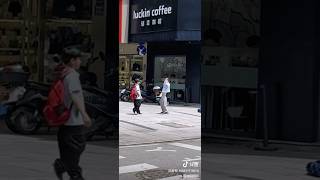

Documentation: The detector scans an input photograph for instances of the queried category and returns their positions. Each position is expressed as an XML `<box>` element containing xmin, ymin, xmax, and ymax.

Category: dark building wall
<box><xmin>146</xmin><ymin>42</ymin><xmax>201</xmax><ymax>103</ymax></box>
<box><xmin>258</xmin><ymin>0</ymin><xmax>318</xmax><ymax>142</ymax></box>
<box><xmin>105</xmin><ymin>0</ymin><xmax>119</xmax><ymax>116</ymax></box>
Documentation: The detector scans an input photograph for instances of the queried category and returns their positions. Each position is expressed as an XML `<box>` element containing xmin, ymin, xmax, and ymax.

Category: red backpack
<box><xmin>130</xmin><ymin>85</ymin><xmax>137</xmax><ymax>101</ymax></box>
<box><xmin>43</xmin><ymin>67</ymin><xmax>71</xmax><ymax>126</ymax></box>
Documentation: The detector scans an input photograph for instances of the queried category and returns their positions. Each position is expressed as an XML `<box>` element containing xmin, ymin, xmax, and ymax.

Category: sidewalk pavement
<box><xmin>119</xmin><ymin>101</ymin><xmax>201</xmax><ymax>146</ymax></box>
<box><xmin>202</xmin><ymin>137</ymin><xmax>320</xmax><ymax>180</ymax></box>
<box><xmin>203</xmin><ymin>152</ymin><xmax>317</xmax><ymax>180</ymax></box>
<box><xmin>0</xmin><ymin>121</ymin><xmax>118</xmax><ymax>180</ymax></box>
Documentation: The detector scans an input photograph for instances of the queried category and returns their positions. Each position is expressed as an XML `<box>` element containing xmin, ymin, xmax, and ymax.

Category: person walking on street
<box><xmin>160</xmin><ymin>77</ymin><xmax>170</xmax><ymax>114</ymax></box>
<box><xmin>131</xmin><ymin>79</ymin><xmax>143</xmax><ymax>114</ymax></box>
<box><xmin>53</xmin><ymin>47</ymin><xmax>92</xmax><ymax>180</ymax></box>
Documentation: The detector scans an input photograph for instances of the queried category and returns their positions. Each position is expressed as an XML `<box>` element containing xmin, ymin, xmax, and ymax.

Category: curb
<box><xmin>203</xmin><ymin>133</ymin><xmax>320</xmax><ymax>147</ymax></box>
<box><xmin>119</xmin><ymin>137</ymin><xmax>201</xmax><ymax>147</ymax></box>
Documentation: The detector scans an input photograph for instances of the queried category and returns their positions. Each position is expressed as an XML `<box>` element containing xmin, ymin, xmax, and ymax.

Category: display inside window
<box><xmin>120</xmin><ymin>58</ymin><xmax>129</xmax><ymax>72</ymax></box>
<box><xmin>231</xmin><ymin>55</ymin><xmax>258</xmax><ymax>68</ymax></box>
<box><xmin>132</xmin><ymin>61</ymin><xmax>141</xmax><ymax>71</ymax></box>
<box><xmin>0</xmin><ymin>24</ymin><xmax>23</xmax><ymax>65</ymax></box>
<box><xmin>46</xmin><ymin>0</ymin><xmax>92</xmax><ymax>19</ymax></box>
<box><xmin>0</xmin><ymin>28</ymin><xmax>22</xmax><ymax>48</ymax></box>
<box><xmin>203</xmin><ymin>55</ymin><xmax>221</xmax><ymax>66</ymax></box>
<box><xmin>47</xmin><ymin>26</ymin><xmax>92</xmax><ymax>54</ymax></box>
<box><xmin>130</xmin><ymin>56</ymin><xmax>143</xmax><ymax>86</ymax></box>
<box><xmin>131</xmin><ymin>56</ymin><xmax>143</xmax><ymax>72</ymax></box>
<box><xmin>0</xmin><ymin>0</ymin><xmax>22</xmax><ymax>19</ymax></box>
<box><xmin>119</xmin><ymin>57</ymin><xmax>130</xmax><ymax>88</ymax></box>
<box><xmin>119</xmin><ymin>55</ymin><xmax>144</xmax><ymax>89</ymax></box>
<box><xmin>8</xmin><ymin>0</ymin><xmax>22</xmax><ymax>18</ymax></box>
<box><xmin>202</xmin><ymin>47</ymin><xmax>258</xmax><ymax>68</ymax></box>
<box><xmin>154</xmin><ymin>56</ymin><xmax>186</xmax><ymax>85</ymax></box>
<box><xmin>44</xmin><ymin>25</ymin><xmax>92</xmax><ymax>83</ymax></box>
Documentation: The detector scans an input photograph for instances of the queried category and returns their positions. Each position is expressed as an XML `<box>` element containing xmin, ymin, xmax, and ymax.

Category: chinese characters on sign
<box><xmin>141</xmin><ymin>18</ymin><xmax>163</xmax><ymax>27</ymax></box>
<box><xmin>130</xmin><ymin>0</ymin><xmax>177</xmax><ymax>34</ymax></box>
<box><xmin>134</xmin><ymin>4</ymin><xmax>171</xmax><ymax>28</ymax></box>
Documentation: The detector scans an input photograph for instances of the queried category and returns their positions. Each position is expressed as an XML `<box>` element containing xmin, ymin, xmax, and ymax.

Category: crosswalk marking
<box><xmin>120</xmin><ymin>144</ymin><xmax>159</xmax><ymax>149</ymax></box>
<box><xmin>119</xmin><ymin>156</ymin><xmax>126</xmax><ymax>159</ymax></box>
<box><xmin>169</xmin><ymin>143</ymin><xmax>201</xmax><ymax>151</ymax></box>
<box><xmin>146</xmin><ymin>147</ymin><xmax>177</xmax><ymax>152</ymax></box>
<box><xmin>119</xmin><ymin>163</ymin><xmax>158</xmax><ymax>174</ymax></box>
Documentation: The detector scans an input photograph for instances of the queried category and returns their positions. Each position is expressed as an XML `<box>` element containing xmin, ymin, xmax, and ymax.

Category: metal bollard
<box><xmin>254</xmin><ymin>84</ymin><xmax>278</xmax><ymax>151</ymax></box>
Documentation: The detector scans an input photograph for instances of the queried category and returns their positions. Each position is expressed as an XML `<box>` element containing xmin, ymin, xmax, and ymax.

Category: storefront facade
<box><xmin>121</xmin><ymin>0</ymin><xmax>201</xmax><ymax>103</ymax></box>
<box><xmin>202</xmin><ymin>0</ymin><xmax>320</xmax><ymax>143</ymax></box>
<box><xmin>119</xmin><ymin>43</ymin><xmax>147</xmax><ymax>89</ymax></box>
<box><xmin>201</xmin><ymin>0</ymin><xmax>260</xmax><ymax>137</ymax></box>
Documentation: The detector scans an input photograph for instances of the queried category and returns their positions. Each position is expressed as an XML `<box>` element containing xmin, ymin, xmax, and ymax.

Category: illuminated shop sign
<box><xmin>130</xmin><ymin>0</ymin><xmax>177</xmax><ymax>34</ymax></box>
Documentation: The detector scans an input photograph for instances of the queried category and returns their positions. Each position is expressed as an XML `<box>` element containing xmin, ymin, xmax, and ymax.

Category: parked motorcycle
<box><xmin>0</xmin><ymin>54</ymin><xmax>117</xmax><ymax>140</ymax></box>
<box><xmin>4</xmin><ymin>81</ymin><xmax>49</xmax><ymax>135</ymax></box>
<box><xmin>3</xmin><ymin>80</ymin><xmax>117</xmax><ymax>140</ymax></box>
<box><xmin>119</xmin><ymin>88</ymin><xmax>130</xmax><ymax>102</ymax></box>
<box><xmin>119</xmin><ymin>86</ymin><xmax>168</xmax><ymax>104</ymax></box>
<box><xmin>0</xmin><ymin>64</ymin><xmax>40</xmax><ymax>134</ymax></box>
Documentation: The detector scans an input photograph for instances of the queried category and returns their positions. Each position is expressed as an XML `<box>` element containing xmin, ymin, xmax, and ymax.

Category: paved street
<box><xmin>3</xmin><ymin>100</ymin><xmax>318</xmax><ymax>180</ymax></box>
<box><xmin>119</xmin><ymin>101</ymin><xmax>201</xmax><ymax>179</ymax></box>
<box><xmin>119</xmin><ymin>101</ymin><xmax>201</xmax><ymax>146</ymax></box>
<box><xmin>202</xmin><ymin>138</ymin><xmax>320</xmax><ymax>180</ymax></box>
<box><xmin>119</xmin><ymin>139</ymin><xmax>201</xmax><ymax>180</ymax></box>
<box><xmin>0</xmin><ymin>121</ymin><xmax>118</xmax><ymax>180</ymax></box>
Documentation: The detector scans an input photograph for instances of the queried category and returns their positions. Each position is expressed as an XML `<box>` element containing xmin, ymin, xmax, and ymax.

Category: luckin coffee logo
<box><xmin>133</xmin><ymin>5</ymin><xmax>173</xmax><ymax>19</ymax></box>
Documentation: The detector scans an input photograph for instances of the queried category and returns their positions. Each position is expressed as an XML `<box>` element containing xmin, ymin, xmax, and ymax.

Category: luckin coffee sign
<box><xmin>130</xmin><ymin>0</ymin><xmax>177</xmax><ymax>34</ymax></box>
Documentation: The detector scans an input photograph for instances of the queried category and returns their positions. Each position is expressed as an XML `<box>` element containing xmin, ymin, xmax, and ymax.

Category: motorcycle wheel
<box><xmin>5</xmin><ymin>116</ymin><xmax>19</xmax><ymax>134</ymax></box>
<box><xmin>121</xmin><ymin>94</ymin><xmax>130</xmax><ymax>102</ymax></box>
<box><xmin>6</xmin><ymin>106</ymin><xmax>41</xmax><ymax>135</ymax></box>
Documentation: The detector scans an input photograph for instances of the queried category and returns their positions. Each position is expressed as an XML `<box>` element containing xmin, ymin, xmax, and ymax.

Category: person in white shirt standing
<box><xmin>160</xmin><ymin>77</ymin><xmax>170</xmax><ymax>114</ymax></box>
<box><xmin>133</xmin><ymin>79</ymin><xmax>143</xmax><ymax>114</ymax></box>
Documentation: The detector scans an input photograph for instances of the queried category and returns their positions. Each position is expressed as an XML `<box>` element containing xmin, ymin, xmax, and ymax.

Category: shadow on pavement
<box><xmin>126</xmin><ymin>113</ymin><xmax>136</xmax><ymax>115</ymax></box>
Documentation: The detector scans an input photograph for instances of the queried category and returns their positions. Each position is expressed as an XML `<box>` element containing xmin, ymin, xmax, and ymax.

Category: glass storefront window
<box><xmin>154</xmin><ymin>55</ymin><xmax>186</xmax><ymax>101</ymax></box>
<box><xmin>119</xmin><ymin>55</ymin><xmax>144</xmax><ymax>89</ymax></box>
<box><xmin>119</xmin><ymin>56</ymin><xmax>130</xmax><ymax>89</ymax></box>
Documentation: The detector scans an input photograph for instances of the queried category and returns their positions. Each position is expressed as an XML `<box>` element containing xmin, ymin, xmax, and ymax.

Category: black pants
<box><xmin>134</xmin><ymin>99</ymin><xmax>142</xmax><ymax>113</ymax></box>
<box><xmin>57</xmin><ymin>125</ymin><xmax>86</xmax><ymax>178</ymax></box>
